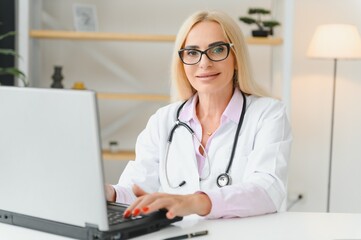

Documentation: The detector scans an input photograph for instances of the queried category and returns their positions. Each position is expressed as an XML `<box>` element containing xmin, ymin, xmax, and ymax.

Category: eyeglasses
<box><xmin>178</xmin><ymin>43</ymin><xmax>233</xmax><ymax>65</ymax></box>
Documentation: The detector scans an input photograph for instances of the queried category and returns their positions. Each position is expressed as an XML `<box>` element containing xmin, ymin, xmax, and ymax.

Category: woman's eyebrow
<box><xmin>184</xmin><ymin>41</ymin><xmax>226</xmax><ymax>50</ymax></box>
<box><xmin>183</xmin><ymin>45</ymin><xmax>199</xmax><ymax>49</ymax></box>
<box><xmin>208</xmin><ymin>41</ymin><xmax>226</xmax><ymax>47</ymax></box>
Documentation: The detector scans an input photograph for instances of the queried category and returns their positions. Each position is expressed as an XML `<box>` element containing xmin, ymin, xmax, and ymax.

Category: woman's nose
<box><xmin>198</xmin><ymin>53</ymin><xmax>213</xmax><ymax>68</ymax></box>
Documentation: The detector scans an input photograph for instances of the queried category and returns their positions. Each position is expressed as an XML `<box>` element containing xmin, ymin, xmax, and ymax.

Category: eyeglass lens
<box><xmin>179</xmin><ymin>43</ymin><xmax>231</xmax><ymax>65</ymax></box>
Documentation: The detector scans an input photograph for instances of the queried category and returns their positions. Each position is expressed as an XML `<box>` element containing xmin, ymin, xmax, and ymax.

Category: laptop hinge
<box><xmin>86</xmin><ymin>222</ymin><xmax>122</xmax><ymax>240</ymax></box>
<box><xmin>86</xmin><ymin>223</ymin><xmax>101</xmax><ymax>240</ymax></box>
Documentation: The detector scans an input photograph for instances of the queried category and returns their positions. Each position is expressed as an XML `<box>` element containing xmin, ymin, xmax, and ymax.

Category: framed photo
<box><xmin>73</xmin><ymin>3</ymin><xmax>98</xmax><ymax>32</ymax></box>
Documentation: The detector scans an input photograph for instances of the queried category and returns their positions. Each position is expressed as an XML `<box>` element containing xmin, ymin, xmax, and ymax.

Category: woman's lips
<box><xmin>196</xmin><ymin>72</ymin><xmax>220</xmax><ymax>79</ymax></box>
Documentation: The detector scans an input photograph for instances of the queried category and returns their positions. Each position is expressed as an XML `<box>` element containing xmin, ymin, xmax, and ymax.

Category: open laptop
<box><xmin>0</xmin><ymin>86</ymin><xmax>182</xmax><ymax>240</ymax></box>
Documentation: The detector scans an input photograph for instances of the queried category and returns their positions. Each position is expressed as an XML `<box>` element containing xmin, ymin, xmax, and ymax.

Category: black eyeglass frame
<box><xmin>178</xmin><ymin>43</ymin><xmax>234</xmax><ymax>65</ymax></box>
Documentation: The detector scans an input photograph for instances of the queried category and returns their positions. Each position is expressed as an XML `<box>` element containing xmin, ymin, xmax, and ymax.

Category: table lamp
<box><xmin>307</xmin><ymin>24</ymin><xmax>361</xmax><ymax>212</ymax></box>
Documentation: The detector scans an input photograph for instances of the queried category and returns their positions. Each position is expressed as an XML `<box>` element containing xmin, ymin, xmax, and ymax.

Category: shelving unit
<box><xmin>29</xmin><ymin>30</ymin><xmax>283</xmax><ymax>161</ymax></box>
<box><xmin>29</xmin><ymin>30</ymin><xmax>283</xmax><ymax>45</ymax></box>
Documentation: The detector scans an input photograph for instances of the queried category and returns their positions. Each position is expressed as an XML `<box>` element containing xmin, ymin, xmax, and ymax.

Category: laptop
<box><xmin>0</xmin><ymin>86</ymin><xmax>182</xmax><ymax>240</ymax></box>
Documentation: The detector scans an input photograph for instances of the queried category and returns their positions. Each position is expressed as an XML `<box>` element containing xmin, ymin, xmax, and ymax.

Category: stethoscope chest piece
<box><xmin>217</xmin><ymin>173</ymin><xmax>232</xmax><ymax>187</ymax></box>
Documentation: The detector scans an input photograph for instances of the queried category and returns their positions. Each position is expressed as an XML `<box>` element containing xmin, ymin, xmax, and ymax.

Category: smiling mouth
<box><xmin>196</xmin><ymin>73</ymin><xmax>220</xmax><ymax>78</ymax></box>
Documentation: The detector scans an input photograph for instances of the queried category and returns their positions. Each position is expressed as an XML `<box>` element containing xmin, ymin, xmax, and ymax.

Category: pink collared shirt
<box><xmin>178</xmin><ymin>88</ymin><xmax>244</xmax><ymax>176</ymax></box>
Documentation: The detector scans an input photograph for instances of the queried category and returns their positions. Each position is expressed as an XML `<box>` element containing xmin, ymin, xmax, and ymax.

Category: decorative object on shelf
<box><xmin>307</xmin><ymin>24</ymin><xmax>361</xmax><ymax>212</ymax></box>
<box><xmin>72</xmin><ymin>81</ymin><xmax>86</xmax><ymax>90</ymax></box>
<box><xmin>50</xmin><ymin>66</ymin><xmax>64</xmax><ymax>88</ymax></box>
<box><xmin>109</xmin><ymin>141</ymin><xmax>119</xmax><ymax>153</ymax></box>
<box><xmin>0</xmin><ymin>31</ymin><xmax>27</xmax><ymax>86</ymax></box>
<box><xmin>239</xmin><ymin>8</ymin><xmax>280</xmax><ymax>37</ymax></box>
<box><xmin>73</xmin><ymin>3</ymin><xmax>98</xmax><ymax>32</ymax></box>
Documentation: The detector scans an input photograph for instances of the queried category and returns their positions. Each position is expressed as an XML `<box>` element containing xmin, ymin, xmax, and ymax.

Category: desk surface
<box><xmin>1</xmin><ymin>212</ymin><xmax>361</xmax><ymax>240</ymax></box>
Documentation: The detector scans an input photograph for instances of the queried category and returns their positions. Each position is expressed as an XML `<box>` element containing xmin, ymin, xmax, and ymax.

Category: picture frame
<box><xmin>73</xmin><ymin>3</ymin><xmax>98</xmax><ymax>32</ymax></box>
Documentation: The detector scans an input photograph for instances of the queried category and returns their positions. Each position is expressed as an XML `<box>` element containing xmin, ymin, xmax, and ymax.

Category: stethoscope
<box><xmin>164</xmin><ymin>90</ymin><xmax>247</xmax><ymax>188</ymax></box>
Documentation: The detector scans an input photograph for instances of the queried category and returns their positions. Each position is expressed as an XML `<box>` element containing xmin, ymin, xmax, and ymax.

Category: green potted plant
<box><xmin>0</xmin><ymin>31</ymin><xmax>27</xmax><ymax>86</ymax></box>
<box><xmin>239</xmin><ymin>8</ymin><xmax>281</xmax><ymax>37</ymax></box>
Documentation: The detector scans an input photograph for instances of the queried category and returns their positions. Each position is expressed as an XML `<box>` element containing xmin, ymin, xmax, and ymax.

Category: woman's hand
<box><xmin>123</xmin><ymin>184</ymin><xmax>212</xmax><ymax>219</ymax></box>
<box><xmin>105</xmin><ymin>184</ymin><xmax>116</xmax><ymax>202</ymax></box>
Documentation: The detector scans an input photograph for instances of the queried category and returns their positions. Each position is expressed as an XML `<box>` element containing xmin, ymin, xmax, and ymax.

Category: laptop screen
<box><xmin>0</xmin><ymin>87</ymin><xmax>109</xmax><ymax>230</ymax></box>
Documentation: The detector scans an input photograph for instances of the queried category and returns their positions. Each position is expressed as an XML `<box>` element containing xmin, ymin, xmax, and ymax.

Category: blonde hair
<box><xmin>171</xmin><ymin>10</ymin><xmax>267</xmax><ymax>100</ymax></box>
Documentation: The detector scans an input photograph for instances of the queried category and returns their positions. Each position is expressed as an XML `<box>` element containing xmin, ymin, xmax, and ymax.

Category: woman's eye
<box><xmin>186</xmin><ymin>50</ymin><xmax>200</xmax><ymax>57</ymax></box>
<box><xmin>211</xmin><ymin>46</ymin><xmax>225</xmax><ymax>54</ymax></box>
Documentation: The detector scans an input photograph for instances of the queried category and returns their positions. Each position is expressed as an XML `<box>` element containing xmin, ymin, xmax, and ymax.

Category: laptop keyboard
<box><xmin>107</xmin><ymin>207</ymin><xmax>143</xmax><ymax>225</ymax></box>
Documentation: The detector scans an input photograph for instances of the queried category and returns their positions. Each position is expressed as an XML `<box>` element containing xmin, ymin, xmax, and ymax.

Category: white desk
<box><xmin>1</xmin><ymin>212</ymin><xmax>361</xmax><ymax>240</ymax></box>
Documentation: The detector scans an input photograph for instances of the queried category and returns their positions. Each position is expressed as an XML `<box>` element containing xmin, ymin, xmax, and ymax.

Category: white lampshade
<box><xmin>307</xmin><ymin>24</ymin><xmax>361</xmax><ymax>59</ymax></box>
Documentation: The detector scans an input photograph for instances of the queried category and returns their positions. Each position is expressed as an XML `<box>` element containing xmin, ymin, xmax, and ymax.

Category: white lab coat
<box><xmin>116</xmin><ymin>94</ymin><xmax>292</xmax><ymax>211</ymax></box>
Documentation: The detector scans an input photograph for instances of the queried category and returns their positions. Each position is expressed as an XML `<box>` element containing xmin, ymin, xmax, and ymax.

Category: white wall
<box><xmin>288</xmin><ymin>0</ymin><xmax>361</xmax><ymax>212</ymax></box>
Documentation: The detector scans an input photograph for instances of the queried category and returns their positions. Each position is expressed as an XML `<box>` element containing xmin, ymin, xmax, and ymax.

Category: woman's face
<box><xmin>182</xmin><ymin>21</ymin><xmax>235</xmax><ymax>95</ymax></box>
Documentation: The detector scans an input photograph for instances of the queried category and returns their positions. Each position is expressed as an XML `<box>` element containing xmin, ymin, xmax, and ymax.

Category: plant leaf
<box><xmin>0</xmin><ymin>31</ymin><xmax>15</xmax><ymax>41</ymax></box>
<box><xmin>0</xmin><ymin>67</ymin><xmax>24</xmax><ymax>77</ymax></box>
<box><xmin>249</xmin><ymin>8</ymin><xmax>271</xmax><ymax>15</ymax></box>
<box><xmin>0</xmin><ymin>67</ymin><xmax>28</xmax><ymax>86</ymax></box>
<box><xmin>0</xmin><ymin>48</ymin><xmax>19</xmax><ymax>57</ymax></box>
<box><xmin>0</xmin><ymin>31</ymin><xmax>28</xmax><ymax>86</ymax></box>
<box><xmin>263</xmin><ymin>21</ymin><xmax>281</xmax><ymax>27</ymax></box>
<box><xmin>239</xmin><ymin>17</ymin><xmax>256</xmax><ymax>24</ymax></box>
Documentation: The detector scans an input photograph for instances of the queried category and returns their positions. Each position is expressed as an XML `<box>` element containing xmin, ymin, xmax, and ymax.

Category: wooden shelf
<box><xmin>102</xmin><ymin>150</ymin><xmax>135</xmax><ymax>161</ymax></box>
<box><xmin>30</xmin><ymin>30</ymin><xmax>175</xmax><ymax>42</ymax></box>
<box><xmin>96</xmin><ymin>92</ymin><xmax>170</xmax><ymax>102</ymax></box>
<box><xmin>246</xmin><ymin>37</ymin><xmax>283</xmax><ymax>45</ymax></box>
<box><xmin>30</xmin><ymin>30</ymin><xmax>283</xmax><ymax>45</ymax></box>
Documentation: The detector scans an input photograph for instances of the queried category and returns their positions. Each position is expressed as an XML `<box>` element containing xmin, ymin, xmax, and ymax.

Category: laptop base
<box><xmin>1</xmin><ymin>206</ymin><xmax>182</xmax><ymax>240</ymax></box>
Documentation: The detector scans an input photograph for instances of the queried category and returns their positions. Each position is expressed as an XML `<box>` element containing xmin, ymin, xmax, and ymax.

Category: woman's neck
<box><xmin>195</xmin><ymin>87</ymin><xmax>234</xmax><ymax>144</ymax></box>
<box><xmin>196</xmin><ymin>87</ymin><xmax>234</xmax><ymax>119</ymax></box>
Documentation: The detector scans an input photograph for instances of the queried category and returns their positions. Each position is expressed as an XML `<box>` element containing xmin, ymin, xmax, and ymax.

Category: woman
<box><xmin>106</xmin><ymin>10</ymin><xmax>292</xmax><ymax>220</ymax></box>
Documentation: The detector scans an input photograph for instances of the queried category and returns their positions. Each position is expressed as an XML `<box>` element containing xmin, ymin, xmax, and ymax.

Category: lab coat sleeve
<box><xmin>204</xmin><ymin>182</ymin><xmax>276</xmax><ymax>218</ymax></box>
<box><xmin>112</xmin><ymin>110</ymin><xmax>163</xmax><ymax>204</ymax></box>
<box><xmin>204</xmin><ymin>99</ymin><xmax>292</xmax><ymax>218</ymax></box>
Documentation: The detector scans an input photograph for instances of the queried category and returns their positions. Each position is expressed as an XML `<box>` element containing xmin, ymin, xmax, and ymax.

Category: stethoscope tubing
<box><xmin>165</xmin><ymin>90</ymin><xmax>246</xmax><ymax>188</ymax></box>
<box><xmin>164</xmin><ymin>129</ymin><xmax>211</xmax><ymax>188</ymax></box>
<box><xmin>225</xmin><ymin>91</ymin><xmax>247</xmax><ymax>173</ymax></box>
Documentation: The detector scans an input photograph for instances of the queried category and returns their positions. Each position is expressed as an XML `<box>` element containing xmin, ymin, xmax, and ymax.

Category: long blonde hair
<box><xmin>171</xmin><ymin>10</ymin><xmax>267</xmax><ymax>100</ymax></box>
